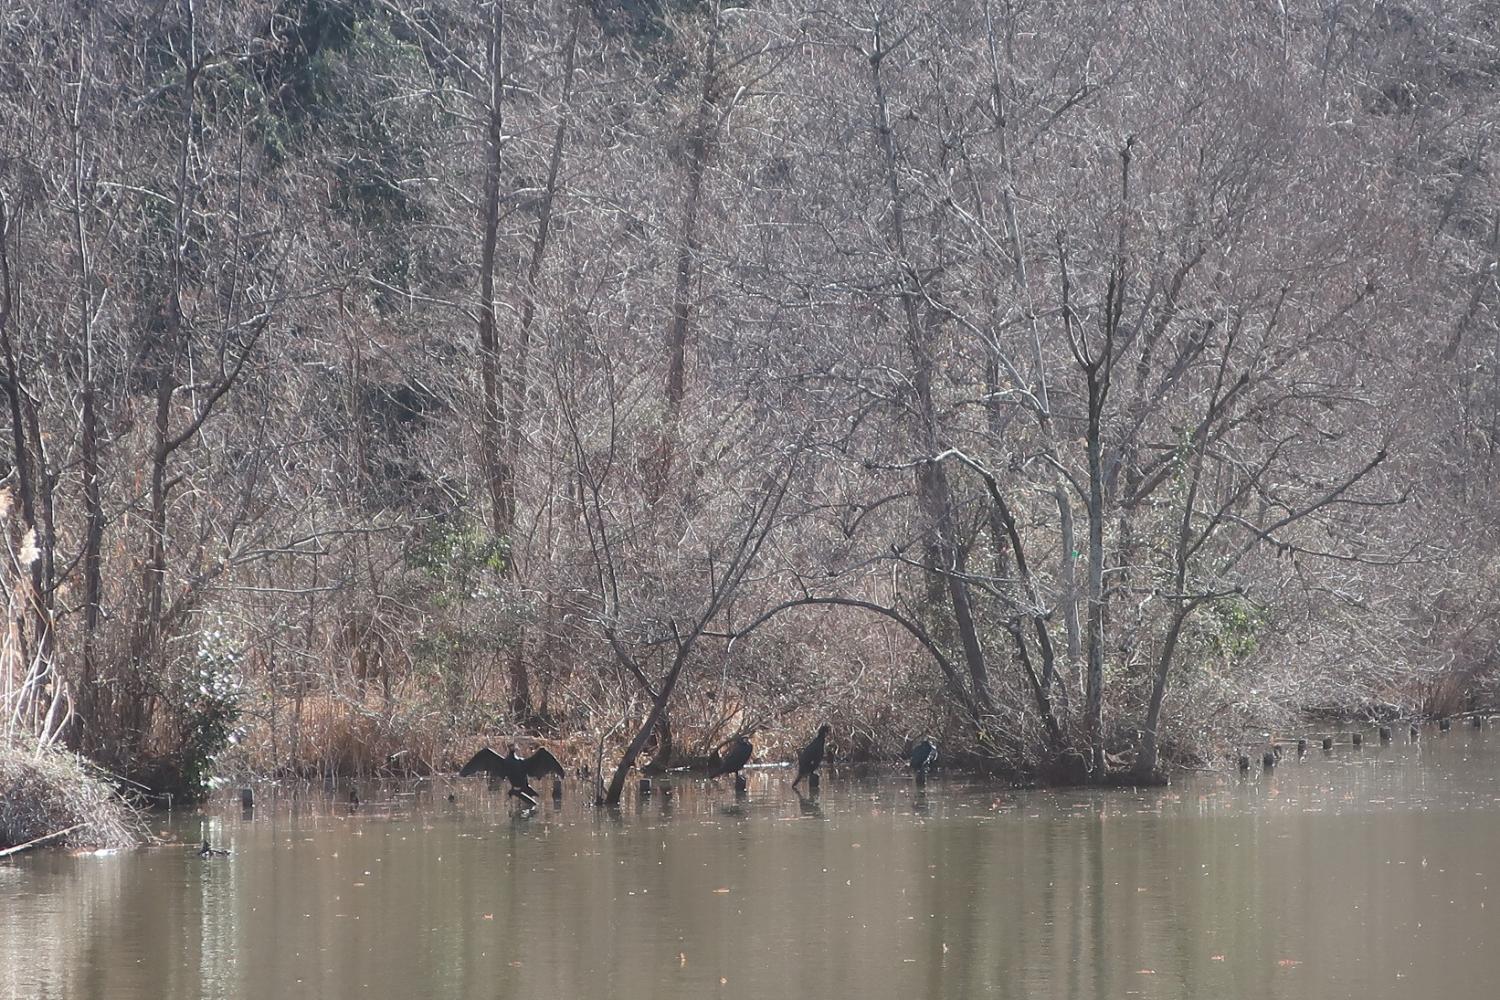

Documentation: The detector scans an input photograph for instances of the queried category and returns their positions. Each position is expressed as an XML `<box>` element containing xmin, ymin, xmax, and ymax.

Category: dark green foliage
<box><xmin>592</xmin><ymin>0</ymin><xmax>721</xmax><ymax>43</ymax></box>
<box><xmin>238</xmin><ymin>0</ymin><xmax>436</xmax><ymax>294</ymax></box>
<box><xmin>168</xmin><ymin>631</ymin><xmax>247</xmax><ymax>802</ymax></box>
<box><xmin>407</xmin><ymin>518</ymin><xmax>510</xmax><ymax>586</ymax></box>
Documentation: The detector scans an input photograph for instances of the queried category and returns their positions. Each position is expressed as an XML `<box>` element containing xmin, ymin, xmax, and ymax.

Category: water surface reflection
<box><xmin>4</xmin><ymin>728</ymin><xmax>1499</xmax><ymax>999</ymax></box>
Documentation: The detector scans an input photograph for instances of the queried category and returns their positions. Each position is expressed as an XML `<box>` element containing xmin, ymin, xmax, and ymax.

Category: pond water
<box><xmin>4</xmin><ymin>727</ymin><xmax>1500</xmax><ymax>999</ymax></box>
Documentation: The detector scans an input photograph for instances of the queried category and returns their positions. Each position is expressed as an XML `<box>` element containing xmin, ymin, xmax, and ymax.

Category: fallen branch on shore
<box><xmin>0</xmin><ymin>823</ymin><xmax>87</xmax><ymax>859</ymax></box>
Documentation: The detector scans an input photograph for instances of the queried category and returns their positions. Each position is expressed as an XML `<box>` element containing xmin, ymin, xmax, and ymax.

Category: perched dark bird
<box><xmin>459</xmin><ymin>744</ymin><xmax>566</xmax><ymax>805</ymax></box>
<box><xmin>707</xmin><ymin>737</ymin><xmax>754</xmax><ymax>781</ymax></box>
<box><xmin>909</xmin><ymin>737</ymin><xmax>938</xmax><ymax>777</ymax></box>
<box><xmin>198</xmin><ymin>840</ymin><xmax>229</xmax><ymax>858</ymax></box>
<box><xmin>792</xmin><ymin>724</ymin><xmax>831</xmax><ymax>789</ymax></box>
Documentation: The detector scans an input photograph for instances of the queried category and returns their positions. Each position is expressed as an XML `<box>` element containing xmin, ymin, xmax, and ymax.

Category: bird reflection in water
<box><xmin>794</xmin><ymin>788</ymin><xmax>823</xmax><ymax>818</ymax></box>
<box><xmin>912</xmin><ymin>789</ymin><xmax>931</xmax><ymax>816</ymax></box>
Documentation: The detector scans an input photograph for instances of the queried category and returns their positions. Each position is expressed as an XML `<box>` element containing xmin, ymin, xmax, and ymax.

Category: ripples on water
<box><xmin>4</xmin><ymin>728</ymin><xmax>1499</xmax><ymax>1000</ymax></box>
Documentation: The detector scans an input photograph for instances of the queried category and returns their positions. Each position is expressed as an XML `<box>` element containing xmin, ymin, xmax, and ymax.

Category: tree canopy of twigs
<box><xmin>1</xmin><ymin>0</ymin><xmax>1497</xmax><ymax>788</ymax></box>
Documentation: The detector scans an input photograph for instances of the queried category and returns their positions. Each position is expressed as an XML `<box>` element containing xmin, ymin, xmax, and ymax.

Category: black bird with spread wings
<box><xmin>707</xmin><ymin>737</ymin><xmax>754</xmax><ymax>781</ymax></box>
<box><xmin>792</xmin><ymin>724</ymin><xmax>831</xmax><ymax>789</ymax></box>
<box><xmin>459</xmin><ymin>745</ymin><xmax>565</xmax><ymax>805</ymax></box>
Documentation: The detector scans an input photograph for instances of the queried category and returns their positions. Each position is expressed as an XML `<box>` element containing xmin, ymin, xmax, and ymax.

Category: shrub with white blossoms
<box><xmin>173</xmin><ymin>625</ymin><xmax>247</xmax><ymax>797</ymax></box>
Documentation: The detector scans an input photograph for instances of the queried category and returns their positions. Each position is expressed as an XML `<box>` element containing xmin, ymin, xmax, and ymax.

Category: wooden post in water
<box><xmin>1473</xmin><ymin>715</ymin><xmax>1484</xmax><ymax>730</ymax></box>
<box><xmin>1352</xmin><ymin>732</ymin><xmax>1363</xmax><ymax>747</ymax></box>
<box><xmin>638</xmin><ymin>777</ymin><xmax>652</xmax><ymax>797</ymax></box>
<box><xmin>1410</xmin><ymin>722</ymin><xmax>1420</xmax><ymax>740</ymax></box>
<box><xmin>1238</xmin><ymin>754</ymin><xmax>1251</xmax><ymax>771</ymax></box>
<box><xmin>240</xmin><ymin>787</ymin><xmax>254</xmax><ymax>809</ymax></box>
<box><xmin>1322</xmin><ymin>736</ymin><xmax>1333</xmax><ymax>751</ymax></box>
<box><xmin>1379</xmin><ymin>725</ymin><xmax>1392</xmax><ymax>744</ymax></box>
<box><xmin>1262</xmin><ymin>751</ymin><xmax>1275</xmax><ymax>770</ymax></box>
<box><xmin>552</xmin><ymin>778</ymin><xmax>563</xmax><ymax>803</ymax></box>
<box><xmin>1440</xmin><ymin>718</ymin><xmax>1452</xmax><ymax>732</ymax></box>
<box><xmin>1297</xmin><ymin>737</ymin><xmax>1307</xmax><ymax>755</ymax></box>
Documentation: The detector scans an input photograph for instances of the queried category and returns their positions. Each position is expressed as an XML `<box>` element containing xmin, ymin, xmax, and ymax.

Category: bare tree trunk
<box><xmin>981</xmin><ymin>0</ymin><xmax>1080</xmax><ymax>675</ymax></box>
<box><xmin>868</xmin><ymin>18</ymin><xmax>994</xmax><ymax>718</ymax></box>
<box><xmin>654</xmin><ymin>3</ymin><xmax>721</xmax><ymax>498</ymax></box>
<box><xmin>0</xmin><ymin>206</ymin><xmax>43</xmax><ymax>658</ymax></box>
<box><xmin>1082</xmin><ymin>365</ymin><xmax>1107</xmax><ymax>774</ymax></box>
<box><xmin>476</xmin><ymin>0</ymin><xmax>529</xmax><ymax>718</ymax></box>
<box><xmin>503</xmin><ymin>7</ymin><xmax>580</xmax><ymax>481</ymax></box>
<box><xmin>135</xmin><ymin>10</ymin><xmax>201</xmax><ymax>708</ymax></box>
<box><xmin>477</xmin><ymin>0</ymin><xmax>513</xmax><ymax>540</ymax></box>
<box><xmin>499</xmin><ymin>8</ymin><xmax>581</xmax><ymax>725</ymax></box>
<box><xmin>604</xmin><ymin>639</ymin><xmax>691</xmax><ymax>806</ymax></box>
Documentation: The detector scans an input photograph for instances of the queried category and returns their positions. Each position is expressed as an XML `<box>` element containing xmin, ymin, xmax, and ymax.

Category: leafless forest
<box><xmin>2</xmin><ymin>0</ymin><xmax>1498</xmax><ymax>797</ymax></box>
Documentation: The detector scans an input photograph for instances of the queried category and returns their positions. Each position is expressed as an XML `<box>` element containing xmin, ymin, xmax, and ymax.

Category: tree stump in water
<box><xmin>1379</xmin><ymin>726</ymin><xmax>1392</xmax><ymax>743</ymax></box>
<box><xmin>1352</xmin><ymin>732</ymin><xmax>1363</xmax><ymax>747</ymax></box>
<box><xmin>1322</xmin><ymin>736</ymin><xmax>1334</xmax><ymax>751</ymax></box>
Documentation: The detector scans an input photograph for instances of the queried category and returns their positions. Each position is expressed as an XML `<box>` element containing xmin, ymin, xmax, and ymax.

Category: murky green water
<box><xmin>4</xmin><ymin>727</ymin><xmax>1500</xmax><ymax>999</ymax></box>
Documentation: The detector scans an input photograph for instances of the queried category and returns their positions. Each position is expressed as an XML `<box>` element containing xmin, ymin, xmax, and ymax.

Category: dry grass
<box><xmin>0</xmin><ymin>740</ymin><xmax>141</xmax><ymax>851</ymax></box>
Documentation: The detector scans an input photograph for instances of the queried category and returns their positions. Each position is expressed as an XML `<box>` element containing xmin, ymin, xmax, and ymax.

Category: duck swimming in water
<box><xmin>198</xmin><ymin>840</ymin><xmax>230</xmax><ymax>858</ymax></box>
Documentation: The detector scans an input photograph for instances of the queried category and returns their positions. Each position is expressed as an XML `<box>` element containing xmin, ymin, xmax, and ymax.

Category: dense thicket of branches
<box><xmin>2</xmin><ymin>0</ymin><xmax>1497</xmax><ymax>791</ymax></box>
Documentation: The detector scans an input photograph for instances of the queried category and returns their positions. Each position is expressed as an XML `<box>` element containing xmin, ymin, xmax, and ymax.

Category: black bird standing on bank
<box><xmin>708</xmin><ymin>737</ymin><xmax>754</xmax><ymax>784</ymax></box>
<box><xmin>910</xmin><ymin>737</ymin><xmax>938</xmax><ymax>779</ymax></box>
<box><xmin>459</xmin><ymin>745</ymin><xmax>566</xmax><ymax>805</ymax></box>
<box><xmin>792</xmin><ymin>724</ymin><xmax>831</xmax><ymax>789</ymax></box>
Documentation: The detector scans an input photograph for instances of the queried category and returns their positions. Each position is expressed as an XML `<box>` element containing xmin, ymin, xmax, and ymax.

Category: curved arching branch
<box><xmin>719</xmin><ymin>595</ymin><xmax>988</xmax><ymax>726</ymax></box>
